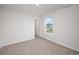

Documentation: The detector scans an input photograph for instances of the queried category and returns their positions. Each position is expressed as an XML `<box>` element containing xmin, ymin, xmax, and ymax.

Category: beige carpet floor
<box><xmin>0</xmin><ymin>37</ymin><xmax>79</xmax><ymax>55</ymax></box>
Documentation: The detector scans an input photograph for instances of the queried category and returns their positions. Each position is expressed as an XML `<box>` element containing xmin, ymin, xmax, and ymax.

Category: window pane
<box><xmin>45</xmin><ymin>17</ymin><xmax>53</xmax><ymax>33</ymax></box>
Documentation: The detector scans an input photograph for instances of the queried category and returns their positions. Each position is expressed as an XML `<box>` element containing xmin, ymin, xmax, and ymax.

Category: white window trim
<box><xmin>44</xmin><ymin>16</ymin><xmax>53</xmax><ymax>34</ymax></box>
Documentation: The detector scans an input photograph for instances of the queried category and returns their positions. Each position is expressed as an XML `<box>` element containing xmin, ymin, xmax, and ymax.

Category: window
<box><xmin>45</xmin><ymin>16</ymin><xmax>53</xmax><ymax>33</ymax></box>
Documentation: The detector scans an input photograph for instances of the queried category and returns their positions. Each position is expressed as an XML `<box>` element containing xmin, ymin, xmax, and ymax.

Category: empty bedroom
<box><xmin>0</xmin><ymin>4</ymin><xmax>79</xmax><ymax>55</ymax></box>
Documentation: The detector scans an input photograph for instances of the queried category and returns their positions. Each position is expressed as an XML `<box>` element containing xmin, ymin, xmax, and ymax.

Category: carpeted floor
<box><xmin>0</xmin><ymin>37</ymin><xmax>79</xmax><ymax>55</ymax></box>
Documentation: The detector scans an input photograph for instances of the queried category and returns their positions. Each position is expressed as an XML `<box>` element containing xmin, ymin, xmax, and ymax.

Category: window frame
<box><xmin>44</xmin><ymin>16</ymin><xmax>53</xmax><ymax>34</ymax></box>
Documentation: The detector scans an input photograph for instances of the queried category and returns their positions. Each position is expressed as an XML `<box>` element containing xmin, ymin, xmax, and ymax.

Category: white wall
<box><xmin>0</xmin><ymin>8</ymin><xmax>4</xmax><ymax>47</ymax></box>
<box><xmin>35</xmin><ymin>16</ymin><xmax>41</xmax><ymax>37</ymax></box>
<box><xmin>40</xmin><ymin>5</ymin><xmax>79</xmax><ymax>52</ymax></box>
<box><xmin>0</xmin><ymin>8</ymin><xmax>35</xmax><ymax>47</ymax></box>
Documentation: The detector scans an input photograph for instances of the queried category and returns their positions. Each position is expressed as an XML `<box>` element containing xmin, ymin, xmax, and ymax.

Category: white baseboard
<box><xmin>1</xmin><ymin>38</ymin><xmax>34</xmax><ymax>48</ymax></box>
<box><xmin>40</xmin><ymin>36</ymin><xmax>79</xmax><ymax>53</ymax></box>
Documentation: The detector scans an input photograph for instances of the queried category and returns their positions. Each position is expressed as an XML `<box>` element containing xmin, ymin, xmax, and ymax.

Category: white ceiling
<box><xmin>0</xmin><ymin>4</ymin><xmax>71</xmax><ymax>16</ymax></box>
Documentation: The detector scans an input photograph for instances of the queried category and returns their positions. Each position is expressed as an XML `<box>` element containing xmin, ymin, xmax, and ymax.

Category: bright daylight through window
<box><xmin>45</xmin><ymin>16</ymin><xmax>53</xmax><ymax>33</ymax></box>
